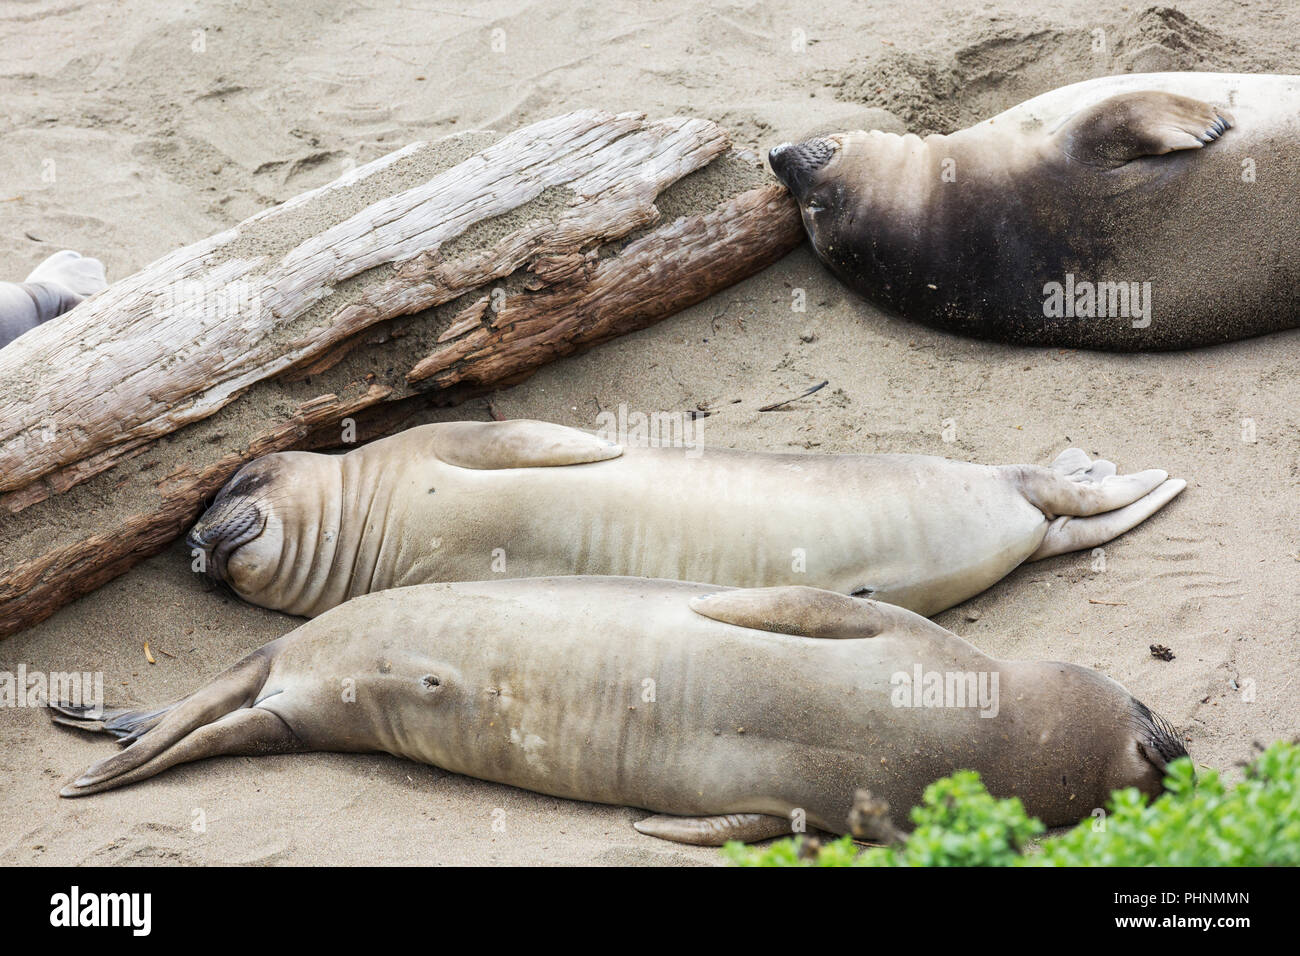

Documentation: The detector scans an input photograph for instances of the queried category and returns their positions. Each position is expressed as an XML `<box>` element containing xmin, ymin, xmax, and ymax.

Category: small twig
<box><xmin>1088</xmin><ymin>599</ymin><xmax>1128</xmax><ymax>606</ymax></box>
<box><xmin>847</xmin><ymin>788</ymin><xmax>908</xmax><ymax>847</ymax></box>
<box><xmin>796</xmin><ymin>836</ymin><xmax>824</xmax><ymax>860</ymax></box>
<box><xmin>758</xmin><ymin>380</ymin><xmax>828</xmax><ymax>412</ymax></box>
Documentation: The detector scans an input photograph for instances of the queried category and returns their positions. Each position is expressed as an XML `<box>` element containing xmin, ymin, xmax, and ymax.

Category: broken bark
<box><xmin>0</xmin><ymin>110</ymin><xmax>801</xmax><ymax>637</ymax></box>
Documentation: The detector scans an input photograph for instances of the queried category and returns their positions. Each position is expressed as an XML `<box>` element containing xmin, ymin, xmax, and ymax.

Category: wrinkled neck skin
<box><xmin>809</xmin><ymin>126</ymin><xmax>1051</xmax><ymax>275</ymax></box>
<box><xmin>228</xmin><ymin>453</ymin><xmax>348</xmax><ymax>616</ymax></box>
<box><xmin>237</xmin><ymin>446</ymin><xmax>432</xmax><ymax>616</ymax></box>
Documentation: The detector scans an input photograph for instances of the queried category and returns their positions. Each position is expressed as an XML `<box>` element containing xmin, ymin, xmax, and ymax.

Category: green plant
<box><xmin>722</xmin><ymin>740</ymin><xmax>1300</xmax><ymax>867</ymax></box>
<box><xmin>722</xmin><ymin>834</ymin><xmax>869</xmax><ymax>867</ymax></box>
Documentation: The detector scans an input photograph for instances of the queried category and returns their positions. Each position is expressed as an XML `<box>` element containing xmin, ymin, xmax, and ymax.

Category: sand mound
<box><xmin>826</xmin><ymin>7</ymin><xmax>1256</xmax><ymax>135</ymax></box>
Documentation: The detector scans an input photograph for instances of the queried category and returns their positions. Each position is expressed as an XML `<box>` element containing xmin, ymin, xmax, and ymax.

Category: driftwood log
<box><xmin>0</xmin><ymin>110</ymin><xmax>801</xmax><ymax>637</ymax></box>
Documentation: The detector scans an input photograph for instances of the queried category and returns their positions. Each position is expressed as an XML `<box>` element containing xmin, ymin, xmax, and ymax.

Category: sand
<box><xmin>1</xmin><ymin>1</ymin><xmax>1297</xmax><ymax>866</ymax></box>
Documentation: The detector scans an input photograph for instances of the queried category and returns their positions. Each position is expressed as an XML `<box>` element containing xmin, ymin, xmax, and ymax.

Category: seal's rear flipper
<box><xmin>25</xmin><ymin>250</ymin><xmax>108</xmax><ymax>297</ymax></box>
<box><xmin>689</xmin><ymin>585</ymin><xmax>902</xmax><ymax>639</ymax></box>
<box><xmin>634</xmin><ymin>812</ymin><xmax>793</xmax><ymax>846</ymax></box>
<box><xmin>48</xmin><ymin>701</ymin><xmax>178</xmax><ymax>744</ymax></box>
<box><xmin>1015</xmin><ymin>449</ymin><xmax>1169</xmax><ymax>518</ymax></box>
<box><xmin>54</xmin><ymin>646</ymin><xmax>302</xmax><ymax>797</ymax></box>
<box><xmin>431</xmin><ymin>420</ymin><xmax>623</xmax><ymax>470</ymax></box>
<box><xmin>1056</xmin><ymin>91</ymin><xmax>1233</xmax><ymax>169</ymax></box>
<box><xmin>59</xmin><ymin>708</ymin><xmax>302</xmax><ymax>798</ymax></box>
<box><xmin>1028</xmin><ymin>478</ymin><xmax>1186</xmax><ymax>561</ymax></box>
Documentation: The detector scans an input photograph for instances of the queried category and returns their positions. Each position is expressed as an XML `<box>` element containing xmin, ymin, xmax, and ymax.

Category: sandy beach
<box><xmin>1</xmin><ymin>0</ymin><xmax>1297</xmax><ymax>865</ymax></box>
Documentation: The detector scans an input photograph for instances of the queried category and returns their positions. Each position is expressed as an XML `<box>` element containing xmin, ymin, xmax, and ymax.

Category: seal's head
<box><xmin>188</xmin><ymin>459</ymin><xmax>280</xmax><ymax>592</ymax></box>
<box><xmin>1125</xmin><ymin>696</ymin><xmax>1191</xmax><ymax>793</ymax></box>
<box><xmin>767</xmin><ymin>135</ymin><xmax>865</xmax><ymax>272</ymax></box>
<box><xmin>187</xmin><ymin>451</ymin><xmax>341</xmax><ymax>613</ymax></box>
<box><xmin>1002</xmin><ymin>661</ymin><xmax>1189</xmax><ymax>824</ymax></box>
<box><xmin>768</xmin><ymin>137</ymin><xmax>841</xmax><ymax>204</ymax></box>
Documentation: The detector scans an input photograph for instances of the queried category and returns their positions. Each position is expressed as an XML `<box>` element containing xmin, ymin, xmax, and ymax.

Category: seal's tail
<box><xmin>1017</xmin><ymin>448</ymin><xmax>1185</xmax><ymax>560</ymax></box>
<box><xmin>52</xmin><ymin>647</ymin><xmax>302</xmax><ymax>797</ymax></box>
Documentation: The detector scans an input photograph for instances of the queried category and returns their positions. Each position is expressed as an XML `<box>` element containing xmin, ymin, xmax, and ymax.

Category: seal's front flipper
<box><xmin>430</xmin><ymin>419</ymin><xmax>623</xmax><ymax>469</ymax></box>
<box><xmin>634</xmin><ymin>812</ymin><xmax>793</xmax><ymax>846</ymax></box>
<box><xmin>689</xmin><ymin>585</ymin><xmax>899</xmax><ymax>639</ymax></box>
<box><xmin>48</xmin><ymin>701</ymin><xmax>179</xmax><ymax>745</ymax></box>
<box><xmin>1028</xmin><ymin>478</ymin><xmax>1186</xmax><ymax>561</ymax></box>
<box><xmin>1056</xmin><ymin>91</ymin><xmax>1233</xmax><ymax>169</ymax></box>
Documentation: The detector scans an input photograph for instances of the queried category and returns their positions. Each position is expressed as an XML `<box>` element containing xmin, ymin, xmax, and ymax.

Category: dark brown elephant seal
<box><xmin>186</xmin><ymin>419</ymin><xmax>1184</xmax><ymax>618</ymax></box>
<box><xmin>50</xmin><ymin>577</ymin><xmax>1187</xmax><ymax>844</ymax></box>
<box><xmin>769</xmin><ymin>73</ymin><xmax>1300</xmax><ymax>350</ymax></box>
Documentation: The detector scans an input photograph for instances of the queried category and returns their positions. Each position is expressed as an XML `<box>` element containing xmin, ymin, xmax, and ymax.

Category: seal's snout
<box><xmin>1129</xmin><ymin>698</ymin><xmax>1191</xmax><ymax>792</ymax></box>
<box><xmin>187</xmin><ymin>469</ymin><xmax>273</xmax><ymax>585</ymax></box>
<box><xmin>768</xmin><ymin>142</ymin><xmax>801</xmax><ymax>193</ymax></box>
<box><xmin>768</xmin><ymin>138</ymin><xmax>837</xmax><ymax>200</ymax></box>
<box><xmin>1133</xmin><ymin>700</ymin><xmax>1188</xmax><ymax>766</ymax></box>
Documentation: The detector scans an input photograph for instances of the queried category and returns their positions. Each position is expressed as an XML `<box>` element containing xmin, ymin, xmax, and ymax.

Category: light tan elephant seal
<box><xmin>51</xmin><ymin>577</ymin><xmax>1188</xmax><ymax>843</ymax></box>
<box><xmin>186</xmin><ymin>419</ymin><xmax>1185</xmax><ymax>617</ymax></box>
<box><xmin>769</xmin><ymin>73</ymin><xmax>1300</xmax><ymax>350</ymax></box>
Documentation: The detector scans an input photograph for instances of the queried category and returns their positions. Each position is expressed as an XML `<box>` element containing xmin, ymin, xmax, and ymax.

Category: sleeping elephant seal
<box><xmin>0</xmin><ymin>250</ymin><xmax>106</xmax><ymax>348</ymax></box>
<box><xmin>769</xmin><ymin>73</ymin><xmax>1300</xmax><ymax>350</ymax></box>
<box><xmin>187</xmin><ymin>419</ymin><xmax>1185</xmax><ymax>618</ymax></box>
<box><xmin>50</xmin><ymin>577</ymin><xmax>1188</xmax><ymax>842</ymax></box>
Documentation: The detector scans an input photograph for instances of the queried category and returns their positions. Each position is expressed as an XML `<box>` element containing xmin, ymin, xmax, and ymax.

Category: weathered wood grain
<box><xmin>0</xmin><ymin>111</ymin><xmax>724</xmax><ymax>494</ymax></box>
<box><xmin>0</xmin><ymin>111</ymin><xmax>801</xmax><ymax>637</ymax></box>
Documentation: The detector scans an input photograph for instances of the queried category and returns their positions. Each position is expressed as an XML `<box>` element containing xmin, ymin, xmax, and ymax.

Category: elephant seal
<box><xmin>187</xmin><ymin>419</ymin><xmax>1185</xmax><ymax>618</ymax></box>
<box><xmin>0</xmin><ymin>250</ymin><xmax>106</xmax><ymax>348</ymax></box>
<box><xmin>769</xmin><ymin>73</ymin><xmax>1300</xmax><ymax>350</ymax></box>
<box><xmin>51</xmin><ymin>577</ymin><xmax>1188</xmax><ymax>842</ymax></box>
